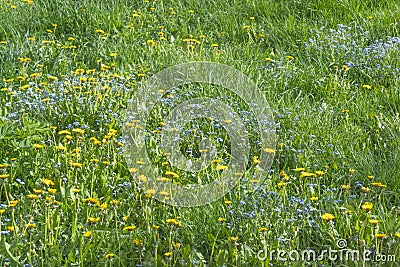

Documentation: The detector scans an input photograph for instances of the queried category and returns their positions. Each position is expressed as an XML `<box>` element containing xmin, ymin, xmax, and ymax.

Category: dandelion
<box><xmin>374</xmin><ymin>233</ymin><xmax>387</xmax><ymax>239</ymax></box>
<box><xmin>361</xmin><ymin>202</ymin><xmax>373</xmax><ymax>211</ymax></box>
<box><xmin>211</xmin><ymin>43</ymin><xmax>219</xmax><ymax>47</ymax></box>
<box><xmin>123</xmin><ymin>226</ymin><xmax>137</xmax><ymax>231</ymax></box>
<box><xmin>278</xmin><ymin>182</ymin><xmax>287</xmax><ymax>187</ymax></box>
<box><xmin>294</xmin><ymin>167</ymin><xmax>306</xmax><ymax>172</ymax></box>
<box><xmin>215</xmin><ymin>165</ymin><xmax>228</xmax><ymax>171</ymax></box>
<box><xmin>7</xmin><ymin>226</ymin><xmax>15</xmax><ymax>232</ymax></box>
<box><xmin>0</xmin><ymin>174</ymin><xmax>10</xmax><ymax>179</ymax></box>
<box><xmin>96</xmin><ymin>29</ymin><xmax>105</xmax><ymax>34</ymax></box>
<box><xmin>309</xmin><ymin>197</ymin><xmax>319</xmax><ymax>201</ymax></box>
<box><xmin>371</xmin><ymin>182</ymin><xmax>387</xmax><ymax>188</ymax></box>
<box><xmin>368</xmin><ymin>219</ymin><xmax>379</xmax><ymax>225</ymax></box>
<box><xmin>27</xmin><ymin>223</ymin><xmax>36</xmax><ymax>228</ymax></box>
<box><xmin>72</xmin><ymin>188</ymin><xmax>80</xmax><ymax>193</ymax></box>
<box><xmin>224</xmin><ymin>200</ymin><xmax>232</xmax><ymax>205</ymax></box>
<box><xmin>315</xmin><ymin>171</ymin><xmax>325</xmax><ymax>176</ymax></box>
<box><xmin>72</xmin><ymin>162</ymin><xmax>83</xmax><ymax>167</ymax></box>
<box><xmin>253</xmin><ymin>156</ymin><xmax>261</xmax><ymax>165</ymax></box>
<box><xmin>0</xmin><ymin>209</ymin><xmax>5</xmax><ymax>215</ymax></box>
<box><xmin>32</xmin><ymin>144</ymin><xmax>44</xmax><ymax>149</ymax></box>
<box><xmin>287</xmin><ymin>55</ymin><xmax>294</xmax><ymax>60</ymax></box>
<box><xmin>27</xmin><ymin>194</ymin><xmax>39</xmax><ymax>199</ymax></box>
<box><xmin>147</xmin><ymin>40</ymin><xmax>155</xmax><ymax>47</ymax></box>
<box><xmin>88</xmin><ymin>217</ymin><xmax>100</xmax><ymax>223</ymax></box>
<box><xmin>47</xmin><ymin>188</ymin><xmax>57</xmax><ymax>194</ymax></box>
<box><xmin>349</xmin><ymin>168</ymin><xmax>356</xmax><ymax>174</ymax></box>
<box><xmin>342</xmin><ymin>65</ymin><xmax>350</xmax><ymax>71</ymax></box>
<box><xmin>218</xmin><ymin>217</ymin><xmax>227</xmax><ymax>222</ymax></box>
<box><xmin>395</xmin><ymin>233</ymin><xmax>400</xmax><ymax>238</ymax></box>
<box><xmin>300</xmin><ymin>172</ymin><xmax>317</xmax><ymax>178</ymax></box>
<box><xmin>84</xmin><ymin>231</ymin><xmax>92</xmax><ymax>238</ymax></box>
<box><xmin>230</xmin><ymin>236</ymin><xmax>238</xmax><ymax>242</ymax></box>
<box><xmin>105</xmin><ymin>254</ymin><xmax>115</xmax><ymax>259</ymax></box>
<box><xmin>341</xmin><ymin>184</ymin><xmax>350</xmax><ymax>190</ymax></box>
<box><xmin>58</xmin><ymin>130</ymin><xmax>71</xmax><ymax>135</ymax></box>
<box><xmin>42</xmin><ymin>179</ymin><xmax>55</xmax><ymax>186</ymax></box>
<box><xmin>361</xmin><ymin>187</ymin><xmax>371</xmax><ymax>193</ymax></box>
<box><xmin>109</xmin><ymin>52</ymin><xmax>117</xmax><ymax>57</ymax></box>
<box><xmin>164</xmin><ymin>252</ymin><xmax>173</xmax><ymax>257</ymax></box>
<box><xmin>259</xmin><ymin>227</ymin><xmax>268</xmax><ymax>232</ymax></box>
<box><xmin>72</xmin><ymin>128</ymin><xmax>85</xmax><ymax>134</ymax></box>
<box><xmin>165</xmin><ymin>171</ymin><xmax>179</xmax><ymax>178</ymax></box>
<box><xmin>362</xmin><ymin>84</ymin><xmax>372</xmax><ymax>89</ymax></box>
<box><xmin>321</xmin><ymin>213</ymin><xmax>335</xmax><ymax>221</ymax></box>
<box><xmin>33</xmin><ymin>189</ymin><xmax>43</xmax><ymax>194</ymax></box>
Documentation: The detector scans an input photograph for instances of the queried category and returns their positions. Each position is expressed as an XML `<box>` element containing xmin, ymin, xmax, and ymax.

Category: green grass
<box><xmin>0</xmin><ymin>0</ymin><xmax>400</xmax><ymax>266</ymax></box>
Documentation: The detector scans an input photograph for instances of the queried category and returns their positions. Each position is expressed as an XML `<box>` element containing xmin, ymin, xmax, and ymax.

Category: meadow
<box><xmin>0</xmin><ymin>0</ymin><xmax>400</xmax><ymax>266</ymax></box>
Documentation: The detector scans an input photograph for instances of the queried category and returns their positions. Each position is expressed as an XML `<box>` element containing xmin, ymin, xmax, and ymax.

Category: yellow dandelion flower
<box><xmin>374</xmin><ymin>233</ymin><xmax>387</xmax><ymax>239</ymax></box>
<box><xmin>368</xmin><ymin>219</ymin><xmax>379</xmax><ymax>225</ymax></box>
<box><xmin>230</xmin><ymin>236</ymin><xmax>239</xmax><ymax>242</ymax></box>
<box><xmin>309</xmin><ymin>197</ymin><xmax>319</xmax><ymax>201</ymax></box>
<box><xmin>72</xmin><ymin>128</ymin><xmax>85</xmax><ymax>134</ymax></box>
<box><xmin>216</xmin><ymin>165</ymin><xmax>228</xmax><ymax>171</ymax></box>
<box><xmin>47</xmin><ymin>188</ymin><xmax>57</xmax><ymax>194</ymax></box>
<box><xmin>27</xmin><ymin>223</ymin><xmax>36</xmax><ymax>228</ymax></box>
<box><xmin>259</xmin><ymin>227</ymin><xmax>268</xmax><ymax>232</ymax></box>
<box><xmin>0</xmin><ymin>174</ymin><xmax>10</xmax><ymax>179</ymax></box>
<box><xmin>123</xmin><ymin>226</ymin><xmax>137</xmax><ymax>231</ymax></box>
<box><xmin>218</xmin><ymin>217</ymin><xmax>227</xmax><ymax>222</ymax></box>
<box><xmin>395</xmin><ymin>233</ymin><xmax>400</xmax><ymax>238</ymax></box>
<box><xmin>27</xmin><ymin>194</ymin><xmax>38</xmax><ymax>199</ymax></box>
<box><xmin>32</xmin><ymin>143</ymin><xmax>44</xmax><ymax>149</ymax></box>
<box><xmin>224</xmin><ymin>200</ymin><xmax>232</xmax><ymax>205</ymax></box>
<box><xmin>164</xmin><ymin>252</ymin><xmax>173</xmax><ymax>257</ymax></box>
<box><xmin>361</xmin><ymin>202</ymin><xmax>373</xmax><ymax>211</ymax></box>
<box><xmin>294</xmin><ymin>167</ymin><xmax>306</xmax><ymax>172</ymax></box>
<box><xmin>88</xmin><ymin>217</ymin><xmax>100</xmax><ymax>223</ymax></box>
<box><xmin>0</xmin><ymin>209</ymin><xmax>6</xmax><ymax>215</ymax></box>
<box><xmin>147</xmin><ymin>40</ymin><xmax>155</xmax><ymax>47</ymax></box>
<box><xmin>105</xmin><ymin>253</ymin><xmax>115</xmax><ymax>259</ymax></box>
<box><xmin>33</xmin><ymin>189</ymin><xmax>43</xmax><ymax>194</ymax></box>
<box><xmin>321</xmin><ymin>213</ymin><xmax>335</xmax><ymax>221</ymax></box>
<box><xmin>341</xmin><ymin>184</ymin><xmax>350</xmax><ymax>190</ymax></box>
<box><xmin>84</xmin><ymin>231</ymin><xmax>92</xmax><ymax>238</ymax></box>
<box><xmin>42</xmin><ymin>179</ymin><xmax>55</xmax><ymax>186</ymax></box>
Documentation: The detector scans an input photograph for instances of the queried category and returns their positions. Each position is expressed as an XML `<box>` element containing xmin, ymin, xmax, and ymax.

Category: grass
<box><xmin>0</xmin><ymin>0</ymin><xmax>400</xmax><ymax>266</ymax></box>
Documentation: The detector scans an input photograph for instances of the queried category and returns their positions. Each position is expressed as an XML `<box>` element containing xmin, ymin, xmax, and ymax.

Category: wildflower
<box><xmin>362</xmin><ymin>84</ymin><xmax>372</xmax><ymax>89</ymax></box>
<box><xmin>164</xmin><ymin>252</ymin><xmax>173</xmax><ymax>257</ymax></box>
<box><xmin>361</xmin><ymin>187</ymin><xmax>371</xmax><ymax>193</ymax></box>
<box><xmin>264</xmin><ymin>147</ymin><xmax>276</xmax><ymax>153</ymax></box>
<box><xmin>371</xmin><ymin>182</ymin><xmax>387</xmax><ymax>188</ymax></box>
<box><xmin>349</xmin><ymin>168</ymin><xmax>356</xmax><ymax>174</ymax></box>
<box><xmin>123</xmin><ymin>226</ymin><xmax>137</xmax><ymax>231</ymax></box>
<box><xmin>315</xmin><ymin>171</ymin><xmax>325</xmax><ymax>176</ymax></box>
<box><xmin>75</xmin><ymin>68</ymin><xmax>85</xmax><ymax>74</ymax></box>
<box><xmin>48</xmin><ymin>75</ymin><xmax>57</xmax><ymax>81</ymax></box>
<box><xmin>0</xmin><ymin>209</ymin><xmax>5</xmax><ymax>215</ymax></box>
<box><xmin>27</xmin><ymin>194</ymin><xmax>39</xmax><ymax>199</ymax></box>
<box><xmin>0</xmin><ymin>163</ymin><xmax>9</xmax><ymax>168</ymax></box>
<box><xmin>361</xmin><ymin>202</ymin><xmax>373</xmax><ymax>211</ymax></box>
<box><xmin>0</xmin><ymin>174</ymin><xmax>10</xmax><ymax>179</ymax></box>
<box><xmin>72</xmin><ymin>128</ymin><xmax>85</xmax><ymax>134</ymax></box>
<box><xmin>153</xmin><ymin>225</ymin><xmax>160</xmax><ymax>230</ymax></box>
<box><xmin>218</xmin><ymin>217</ymin><xmax>227</xmax><ymax>222</ymax></box>
<box><xmin>294</xmin><ymin>167</ymin><xmax>306</xmax><ymax>172</ymax></box>
<box><xmin>259</xmin><ymin>227</ymin><xmax>268</xmax><ymax>232</ymax></box>
<box><xmin>111</xmin><ymin>200</ymin><xmax>119</xmax><ymax>205</ymax></box>
<box><xmin>96</xmin><ymin>29</ymin><xmax>105</xmax><ymax>34</ymax></box>
<box><xmin>105</xmin><ymin>254</ymin><xmax>115</xmax><ymax>259</ymax></box>
<box><xmin>368</xmin><ymin>219</ymin><xmax>379</xmax><ymax>225</ymax></box>
<box><xmin>33</xmin><ymin>189</ymin><xmax>43</xmax><ymax>194</ymax></box>
<box><xmin>47</xmin><ymin>188</ymin><xmax>57</xmax><ymax>194</ymax></box>
<box><xmin>165</xmin><ymin>171</ymin><xmax>179</xmax><ymax>178</ymax></box>
<box><xmin>7</xmin><ymin>226</ymin><xmax>15</xmax><ymax>232</ymax></box>
<box><xmin>27</xmin><ymin>223</ymin><xmax>36</xmax><ymax>228</ymax></box>
<box><xmin>84</xmin><ymin>231</ymin><xmax>92</xmax><ymax>238</ymax></box>
<box><xmin>42</xmin><ymin>179</ymin><xmax>55</xmax><ymax>186</ymax></box>
<box><xmin>253</xmin><ymin>156</ymin><xmax>261</xmax><ymax>165</ymax></box>
<box><xmin>342</xmin><ymin>65</ymin><xmax>350</xmax><ymax>71</ymax></box>
<box><xmin>230</xmin><ymin>236</ymin><xmax>239</xmax><ymax>242</ymax></box>
<box><xmin>83</xmin><ymin>198</ymin><xmax>100</xmax><ymax>205</ymax></box>
<box><xmin>300</xmin><ymin>172</ymin><xmax>317</xmax><ymax>178</ymax></box>
<box><xmin>309</xmin><ymin>197</ymin><xmax>319</xmax><ymax>201</ymax></box>
<box><xmin>395</xmin><ymin>233</ymin><xmax>400</xmax><ymax>238</ymax></box>
<box><xmin>88</xmin><ymin>217</ymin><xmax>100</xmax><ymax>223</ymax></box>
<box><xmin>58</xmin><ymin>130</ymin><xmax>71</xmax><ymax>135</ymax></box>
<box><xmin>147</xmin><ymin>40</ymin><xmax>155</xmax><ymax>47</ymax></box>
<box><xmin>72</xmin><ymin>188</ymin><xmax>80</xmax><ymax>193</ymax></box>
<box><xmin>216</xmin><ymin>165</ymin><xmax>228</xmax><ymax>171</ymax></box>
<box><xmin>321</xmin><ymin>213</ymin><xmax>335</xmax><ymax>221</ymax></box>
<box><xmin>72</xmin><ymin>162</ymin><xmax>83</xmax><ymax>167</ymax></box>
<box><xmin>224</xmin><ymin>200</ymin><xmax>232</xmax><ymax>205</ymax></box>
<box><xmin>32</xmin><ymin>144</ymin><xmax>44</xmax><ymax>149</ymax></box>
<box><xmin>374</xmin><ymin>233</ymin><xmax>387</xmax><ymax>239</ymax></box>
<box><xmin>341</xmin><ymin>184</ymin><xmax>350</xmax><ymax>190</ymax></box>
<box><xmin>278</xmin><ymin>182</ymin><xmax>287</xmax><ymax>187</ymax></box>
<box><xmin>287</xmin><ymin>55</ymin><xmax>294</xmax><ymax>60</ymax></box>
